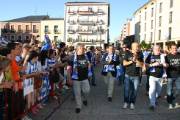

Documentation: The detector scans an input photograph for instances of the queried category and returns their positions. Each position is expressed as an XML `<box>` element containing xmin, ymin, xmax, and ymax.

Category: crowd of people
<box><xmin>0</xmin><ymin>37</ymin><xmax>180</xmax><ymax>119</ymax></box>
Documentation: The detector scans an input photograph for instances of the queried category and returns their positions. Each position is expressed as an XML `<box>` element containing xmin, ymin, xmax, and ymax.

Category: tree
<box><xmin>140</xmin><ymin>40</ymin><xmax>151</xmax><ymax>50</ymax></box>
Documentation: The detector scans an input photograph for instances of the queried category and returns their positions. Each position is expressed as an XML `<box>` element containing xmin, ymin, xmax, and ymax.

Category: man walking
<box><xmin>70</xmin><ymin>43</ymin><xmax>91</xmax><ymax>113</ymax></box>
<box><xmin>102</xmin><ymin>44</ymin><xmax>119</xmax><ymax>102</ymax></box>
<box><xmin>145</xmin><ymin>45</ymin><xmax>168</xmax><ymax>110</ymax></box>
<box><xmin>123</xmin><ymin>42</ymin><xmax>143</xmax><ymax>109</ymax></box>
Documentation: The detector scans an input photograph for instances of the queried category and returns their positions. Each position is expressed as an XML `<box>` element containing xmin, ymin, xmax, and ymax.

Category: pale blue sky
<box><xmin>0</xmin><ymin>0</ymin><xmax>148</xmax><ymax>42</ymax></box>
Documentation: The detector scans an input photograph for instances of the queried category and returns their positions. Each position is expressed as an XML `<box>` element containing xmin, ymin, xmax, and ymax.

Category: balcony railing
<box><xmin>44</xmin><ymin>30</ymin><xmax>51</xmax><ymax>34</ymax></box>
<box><xmin>54</xmin><ymin>30</ymin><xmax>61</xmax><ymax>34</ymax></box>
<box><xmin>96</xmin><ymin>9</ymin><xmax>105</xmax><ymax>15</ymax></box>
<box><xmin>33</xmin><ymin>29</ymin><xmax>39</xmax><ymax>33</ymax></box>
<box><xmin>77</xmin><ymin>29</ymin><xmax>96</xmax><ymax>34</ymax></box>
<box><xmin>68</xmin><ymin>11</ymin><xmax>76</xmax><ymax>15</ymax></box>
<box><xmin>25</xmin><ymin>30</ymin><xmax>32</xmax><ymax>33</ymax></box>
<box><xmin>78</xmin><ymin>21</ymin><xmax>95</xmax><ymax>25</ymax></box>
<box><xmin>68</xmin><ymin>20</ymin><xmax>76</xmax><ymax>25</ymax></box>
<box><xmin>1</xmin><ymin>29</ymin><xmax>16</xmax><ymax>33</ymax></box>
<box><xmin>17</xmin><ymin>30</ymin><xmax>23</xmax><ymax>33</ymax></box>
<box><xmin>68</xmin><ymin>29</ymin><xmax>76</xmax><ymax>34</ymax></box>
<box><xmin>77</xmin><ymin>10</ymin><xmax>94</xmax><ymax>15</ymax></box>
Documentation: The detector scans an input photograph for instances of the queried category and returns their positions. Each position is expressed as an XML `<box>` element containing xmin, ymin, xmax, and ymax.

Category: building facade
<box><xmin>40</xmin><ymin>18</ymin><xmax>64</xmax><ymax>42</ymax></box>
<box><xmin>120</xmin><ymin>18</ymin><xmax>135</xmax><ymax>41</ymax></box>
<box><xmin>0</xmin><ymin>16</ymin><xmax>49</xmax><ymax>42</ymax></box>
<box><xmin>134</xmin><ymin>0</ymin><xmax>180</xmax><ymax>47</ymax></box>
<box><xmin>65</xmin><ymin>2</ymin><xmax>110</xmax><ymax>47</ymax></box>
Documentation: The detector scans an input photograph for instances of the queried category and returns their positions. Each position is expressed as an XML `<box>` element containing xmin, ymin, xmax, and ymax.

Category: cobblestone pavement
<box><xmin>33</xmin><ymin>64</ymin><xmax>180</xmax><ymax>120</ymax></box>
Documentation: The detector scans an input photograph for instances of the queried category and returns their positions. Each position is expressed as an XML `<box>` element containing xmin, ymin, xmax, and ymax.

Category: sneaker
<box><xmin>75</xmin><ymin>108</ymin><xmax>81</xmax><ymax>114</ymax></box>
<box><xmin>122</xmin><ymin>103</ymin><xmax>128</xmax><ymax>109</ymax></box>
<box><xmin>149</xmin><ymin>106</ymin><xmax>155</xmax><ymax>111</ymax></box>
<box><xmin>22</xmin><ymin>116</ymin><xmax>32</xmax><ymax>120</ymax></box>
<box><xmin>108</xmin><ymin>97</ymin><xmax>112</xmax><ymax>102</ymax></box>
<box><xmin>130</xmin><ymin>103</ymin><xmax>135</xmax><ymax>110</ymax></box>
<box><xmin>83</xmin><ymin>100</ymin><xmax>88</xmax><ymax>106</ymax></box>
<box><xmin>168</xmin><ymin>104</ymin><xmax>173</xmax><ymax>109</ymax></box>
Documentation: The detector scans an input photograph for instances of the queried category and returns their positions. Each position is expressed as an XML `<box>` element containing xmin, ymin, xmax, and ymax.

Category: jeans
<box><xmin>73</xmin><ymin>79</ymin><xmax>90</xmax><ymax>109</ymax></box>
<box><xmin>0</xmin><ymin>92</ymin><xmax>4</xmax><ymax>120</ymax></box>
<box><xmin>104</xmin><ymin>73</ymin><xmax>115</xmax><ymax>98</ymax></box>
<box><xmin>124</xmin><ymin>74</ymin><xmax>139</xmax><ymax>104</ymax></box>
<box><xmin>149</xmin><ymin>76</ymin><xmax>163</xmax><ymax>107</ymax></box>
<box><xmin>91</xmin><ymin>67</ymin><xmax>96</xmax><ymax>85</ymax></box>
<box><xmin>167</xmin><ymin>77</ymin><xmax>180</xmax><ymax>104</ymax></box>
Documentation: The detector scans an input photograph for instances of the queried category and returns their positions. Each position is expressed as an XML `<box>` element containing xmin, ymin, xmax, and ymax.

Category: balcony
<box><xmin>54</xmin><ymin>30</ymin><xmax>61</xmax><ymax>34</ymax></box>
<box><xmin>77</xmin><ymin>29</ymin><xmax>96</xmax><ymax>35</ymax></box>
<box><xmin>1</xmin><ymin>28</ymin><xmax>16</xmax><ymax>33</ymax></box>
<box><xmin>77</xmin><ymin>8</ymin><xmax>94</xmax><ymax>15</ymax></box>
<box><xmin>96</xmin><ymin>20</ymin><xmax>105</xmax><ymax>25</ymax></box>
<box><xmin>68</xmin><ymin>29</ymin><xmax>76</xmax><ymax>34</ymax></box>
<box><xmin>68</xmin><ymin>20</ymin><xmax>76</xmax><ymax>25</ymax></box>
<box><xmin>33</xmin><ymin>29</ymin><xmax>39</xmax><ymax>33</ymax></box>
<box><xmin>17</xmin><ymin>30</ymin><xmax>23</xmax><ymax>33</ymax></box>
<box><xmin>68</xmin><ymin>11</ymin><xmax>76</xmax><ymax>15</ymax></box>
<box><xmin>78</xmin><ymin>21</ymin><xmax>95</xmax><ymax>25</ymax></box>
<box><xmin>25</xmin><ymin>30</ymin><xmax>32</xmax><ymax>33</ymax></box>
<box><xmin>96</xmin><ymin>9</ymin><xmax>105</xmax><ymax>15</ymax></box>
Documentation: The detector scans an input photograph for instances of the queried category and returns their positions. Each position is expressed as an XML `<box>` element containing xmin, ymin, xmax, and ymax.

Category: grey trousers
<box><xmin>73</xmin><ymin>79</ymin><xmax>90</xmax><ymax>109</ymax></box>
<box><xmin>104</xmin><ymin>73</ymin><xmax>115</xmax><ymax>98</ymax></box>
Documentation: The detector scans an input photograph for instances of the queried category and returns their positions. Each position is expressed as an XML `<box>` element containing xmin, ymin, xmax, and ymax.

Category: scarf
<box><xmin>72</xmin><ymin>53</ymin><xmax>92</xmax><ymax>80</ymax></box>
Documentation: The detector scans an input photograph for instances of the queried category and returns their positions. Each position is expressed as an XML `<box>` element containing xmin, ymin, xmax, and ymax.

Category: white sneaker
<box><xmin>130</xmin><ymin>103</ymin><xmax>135</xmax><ymax>110</ymax></box>
<box><xmin>123</xmin><ymin>103</ymin><xmax>128</xmax><ymax>109</ymax></box>
<box><xmin>168</xmin><ymin>104</ymin><xmax>173</xmax><ymax>109</ymax></box>
<box><xmin>22</xmin><ymin>116</ymin><xmax>32</xmax><ymax>120</ymax></box>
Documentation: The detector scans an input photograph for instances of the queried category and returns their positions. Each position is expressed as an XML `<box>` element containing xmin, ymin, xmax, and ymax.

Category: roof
<box><xmin>65</xmin><ymin>1</ymin><xmax>109</xmax><ymax>5</ymax></box>
<box><xmin>46</xmin><ymin>18</ymin><xmax>64</xmax><ymax>20</ymax></box>
<box><xmin>134</xmin><ymin>0</ymin><xmax>156</xmax><ymax>15</ymax></box>
<box><xmin>3</xmin><ymin>15</ymin><xmax>50</xmax><ymax>22</ymax></box>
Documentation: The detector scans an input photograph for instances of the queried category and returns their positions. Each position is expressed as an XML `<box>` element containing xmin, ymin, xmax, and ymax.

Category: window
<box><xmin>170</xmin><ymin>0</ymin><xmax>173</xmax><ymax>8</ymax></box>
<box><xmin>26</xmin><ymin>36</ymin><xmax>29</xmax><ymax>40</ymax></box>
<box><xmin>145</xmin><ymin>12</ymin><xmax>147</xmax><ymax>20</ymax></box>
<box><xmin>144</xmin><ymin>34</ymin><xmax>146</xmax><ymax>40</ymax></box>
<box><xmin>144</xmin><ymin>23</ymin><xmax>146</xmax><ymax>31</ymax></box>
<box><xmin>18</xmin><ymin>25</ymin><xmax>21</xmax><ymax>31</ymax></box>
<box><xmin>11</xmin><ymin>36</ymin><xmax>14</xmax><ymax>40</ymax></box>
<box><xmin>44</xmin><ymin>26</ymin><xmax>49</xmax><ymax>33</ymax></box>
<box><xmin>150</xmin><ymin>32</ymin><xmax>153</xmax><ymax>41</ymax></box>
<box><xmin>54</xmin><ymin>36</ymin><xmax>58</xmax><ymax>41</ymax></box>
<box><xmin>158</xmin><ymin>30</ymin><xmax>161</xmax><ymax>40</ymax></box>
<box><xmin>151</xmin><ymin>8</ymin><xmax>154</xmax><ymax>17</ymax></box>
<box><xmin>18</xmin><ymin>36</ymin><xmax>21</xmax><ymax>41</ymax></box>
<box><xmin>11</xmin><ymin>25</ymin><xmax>14</xmax><ymax>30</ymax></box>
<box><xmin>26</xmin><ymin>25</ymin><xmax>29</xmax><ymax>31</ymax></box>
<box><xmin>159</xmin><ymin>2</ymin><xmax>162</xmax><ymax>13</ymax></box>
<box><xmin>169</xmin><ymin>12</ymin><xmax>173</xmax><ymax>23</ymax></box>
<box><xmin>159</xmin><ymin>16</ymin><xmax>162</xmax><ymax>27</ymax></box>
<box><xmin>151</xmin><ymin>20</ymin><xmax>153</xmax><ymax>29</ymax></box>
<box><xmin>33</xmin><ymin>25</ymin><xmax>37</xmax><ymax>33</ymax></box>
<box><xmin>54</xmin><ymin>25</ymin><xmax>58</xmax><ymax>33</ymax></box>
<box><xmin>139</xmin><ymin>15</ymin><xmax>141</xmax><ymax>22</ymax></box>
<box><xmin>168</xmin><ymin>27</ymin><xmax>172</xmax><ymax>40</ymax></box>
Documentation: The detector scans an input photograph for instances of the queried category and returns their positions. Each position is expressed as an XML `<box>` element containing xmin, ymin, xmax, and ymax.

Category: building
<box><xmin>120</xmin><ymin>18</ymin><xmax>135</xmax><ymax>41</ymax></box>
<box><xmin>134</xmin><ymin>0</ymin><xmax>180</xmax><ymax>47</ymax></box>
<box><xmin>0</xmin><ymin>15</ymin><xmax>49</xmax><ymax>42</ymax></box>
<box><xmin>40</xmin><ymin>18</ymin><xmax>64</xmax><ymax>42</ymax></box>
<box><xmin>64</xmin><ymin>2</ymin><xmax>110</xmax><ymax>47</ymax></box>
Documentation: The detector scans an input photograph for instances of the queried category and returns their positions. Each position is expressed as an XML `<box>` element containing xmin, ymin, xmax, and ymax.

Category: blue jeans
<box><xmin>124</xmin><ymin>74</ymin><xmax>139</xmax><ymax>104</ymax></box>
<box><xmin>167</xmin><ymin>77</ymin><xmax>180</xmax><ymax>104</ymax></box>
<box><xmin>91</xmin><ymin>67</ymin><xmax>96</xmax><ymax>85</ymax></box>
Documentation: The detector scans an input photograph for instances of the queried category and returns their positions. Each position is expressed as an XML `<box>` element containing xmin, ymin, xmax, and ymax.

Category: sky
<box><xmin>0</xmin><ymin>0</ymin><xmax>148</xmax><ymax>42</ymax></box>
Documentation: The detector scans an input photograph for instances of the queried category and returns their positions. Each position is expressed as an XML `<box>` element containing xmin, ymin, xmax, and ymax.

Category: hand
<box><xmin>13</xmin><ymin>82</ymin><xmax>19</xmax><ymax>92</ymax></box>
<box><xmin>152</xmin><ymin>62</ymin><xmax>160</xmax><ymax>67</ymax></box>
